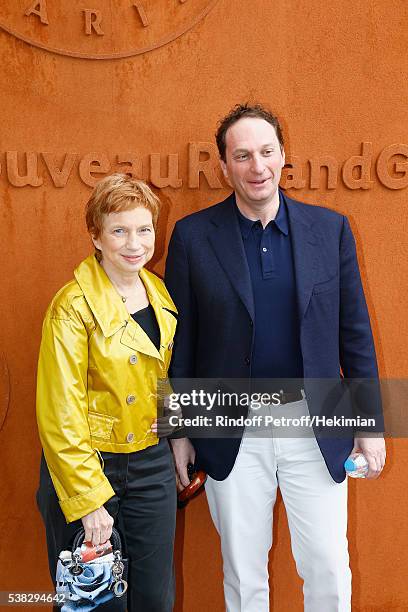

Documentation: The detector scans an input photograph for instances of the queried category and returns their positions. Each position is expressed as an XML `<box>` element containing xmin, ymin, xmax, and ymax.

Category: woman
<box><xmin>36</xmin><ymin>174</ymin><xmax>177</xmax><ymax>611</ymax></box>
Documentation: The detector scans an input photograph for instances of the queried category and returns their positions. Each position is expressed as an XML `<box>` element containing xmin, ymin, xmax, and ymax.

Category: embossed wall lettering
<box><xmin>1</xmin><ymin>143</ymin><xmax>407</xmax><ymax>191</ymax></box>
<box><xmin>342</xmin><ymin>142</ymin><xmax>373</xmax><ymax>190</ymax></box>
<box><xmin>188</xmin><ymin>143</ymin><xmax>223</xmax><ymax>189</ymax></box>
<box><xmin>116</xmin><ymin>155</ymin><xmax>145</xmax><ymax>180</ymax></box>
<box><xmin>309</xmin><ymin>156</ymin><xmax>338</xmax><ymax>190</ymax></box>
<box><xmin>6</xmin><ymin>151</ymin><xmax>43</xmax><ymax>187</ymax></box>
<box><xmin>0</xmin><ymin>1</ymin><xmax>220</xmax><ymax>59</ymax></box>
<box><xmin>133</xmin><ymin>2</ymin><xmax>150</xmax><ymax>28</ymax></box>
<box><xmin>83</xmin><ymin>10</ymin><xmax>104</xmax><ymax>36</ymax></box>
<box><xmin>79</xmin><ymin>153</ymin><xmax>111</xmax><ymax>187</ymax></box>
<box><xmin>24</xmin><ymin>0</ymin><xmax>49</xmax><ymax>25</ymax></box>
<box><xmin>376</xmin><ymin>144</ymin><xmax>408</xmax><ymax>190</ymax></box>
<box><xmin>280</xmin><ymin>143</ymin><xmax>408</xmax><ymax>191</ymax></box>
<box><xmin>150</xmin><ymin>154</ymin><xmax>182</xmax><ymax>189</ymax></box>
<box><xmin>281</xmin><ymin>156</ymin><xmax>307</xmax><ymax>190</ymax></box>
<box><xmin>41</xmin><ymin>153</ymin><xmax>78</xmax><ymax>188</ymax></box>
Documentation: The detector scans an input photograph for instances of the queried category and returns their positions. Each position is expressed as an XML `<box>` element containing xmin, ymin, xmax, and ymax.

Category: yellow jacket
<box><xmin>36</xmin><ymin>255</ymin><xmax>177</xmax><ymax>523</ymax></box>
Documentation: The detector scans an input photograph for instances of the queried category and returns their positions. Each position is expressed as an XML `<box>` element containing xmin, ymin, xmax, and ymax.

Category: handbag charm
<box><xmin>56</xmin><ymin>527</ymin><xmax>128</xmax><ymax>611</ymax></box>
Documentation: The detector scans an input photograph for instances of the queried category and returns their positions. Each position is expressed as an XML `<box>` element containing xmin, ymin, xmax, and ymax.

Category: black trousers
<box><xmin>36</xmin><ymin>439</ymin><xmax>177</xmax><ymax>612</ymax></box>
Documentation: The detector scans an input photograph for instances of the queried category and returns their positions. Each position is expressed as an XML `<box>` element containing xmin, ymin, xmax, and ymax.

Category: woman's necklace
<box><xmin>112</xmin><ymin>279</ymin><xmax>145</xmax><ymax>305</ymax></box>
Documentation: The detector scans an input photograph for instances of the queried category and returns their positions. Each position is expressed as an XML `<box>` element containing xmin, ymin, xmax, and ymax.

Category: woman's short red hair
<box><xmin>85</xmin><ymin>173</ymin><xmax>161</xmax><ymax>240</ymax></box>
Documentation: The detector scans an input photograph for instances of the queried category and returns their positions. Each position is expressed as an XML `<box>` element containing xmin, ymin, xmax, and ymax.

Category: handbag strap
<box><xmin>71</xmin><ymin>526</ymin><xmax>122</xmax><ymax>554</ymax></box>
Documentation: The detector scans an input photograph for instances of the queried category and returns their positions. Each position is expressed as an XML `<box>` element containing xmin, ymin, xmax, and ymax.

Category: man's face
<box><xmin>220</xmin><ymin>117</ymin><xmax>285</xmax><ymax>209</ymax></box>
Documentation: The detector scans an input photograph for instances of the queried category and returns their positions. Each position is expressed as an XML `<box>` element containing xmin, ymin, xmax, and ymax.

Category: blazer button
<box><xmin>126</xmin><ymin>432</ymin><xmax>134</xmax><ymax>443</ymax></box>
<box><xmin>244</xmin><ymin>357</ymin><xmax>250</xmax><ymax>365</ymax></box>
<box><xmin>129</xmin><ymin>354</ymin><xmax>138</xmax><ymax>365</ymax></box>
<box><xmin>126</xmin><ymin>394</ymin><xmax>136</xmax><ymax>404</ymax></box>
<box><xmin>168</xmin><ymin>341</ymin><xmax>174</xmax><ymax>350</ymax></box>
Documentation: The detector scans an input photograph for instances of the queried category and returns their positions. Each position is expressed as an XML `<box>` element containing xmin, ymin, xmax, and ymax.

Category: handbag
<box><xmin>56</xmin><ymin>527</ymin><xmax>128</xmax><ymax>612</ymax></box>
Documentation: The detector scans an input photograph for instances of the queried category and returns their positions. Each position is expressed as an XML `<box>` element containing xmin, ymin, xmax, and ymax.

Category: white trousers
<box><xmin>205</xmin><ymin>399</ymin><xmax>351</xmax><ymax>612</ymax></box>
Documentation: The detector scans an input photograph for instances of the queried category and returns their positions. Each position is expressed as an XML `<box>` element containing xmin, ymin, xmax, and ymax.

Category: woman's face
<box><xmin>92</xmin><ymin>207</ymin><xmax>155</xmax><ymax>276</ymax></box>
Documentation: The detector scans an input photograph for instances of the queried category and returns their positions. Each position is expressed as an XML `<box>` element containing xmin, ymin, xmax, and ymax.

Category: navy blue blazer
<box><xmin>165</xmin><ymin>191</ymin><xmax>382</xmax><ymax>482</ymax></box>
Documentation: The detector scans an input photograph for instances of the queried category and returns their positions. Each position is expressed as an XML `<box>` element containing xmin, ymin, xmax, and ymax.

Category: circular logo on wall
<box><xmin>0</xmin><ymin>0</ymin><xmax>219</xmax><ymax>60</ymax></box>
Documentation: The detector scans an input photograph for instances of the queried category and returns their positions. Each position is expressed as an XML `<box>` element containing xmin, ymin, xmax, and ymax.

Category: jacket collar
<box><xmin>74</xmin><ymin>255</ymin><xmax>177</xmax><ymax>360</ymax></box>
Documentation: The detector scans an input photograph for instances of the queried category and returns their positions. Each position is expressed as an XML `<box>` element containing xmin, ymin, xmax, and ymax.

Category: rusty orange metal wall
<box><xmin>0</xmin><ymin>1</ymin><xmax>407</xmax><ymax>610</ymax></box>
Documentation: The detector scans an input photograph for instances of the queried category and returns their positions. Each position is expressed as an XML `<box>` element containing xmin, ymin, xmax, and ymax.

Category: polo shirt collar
<box><xmin>235</xmin><ymin>191</ymin><xmax>289</xmax><ymax>238</ymax></box>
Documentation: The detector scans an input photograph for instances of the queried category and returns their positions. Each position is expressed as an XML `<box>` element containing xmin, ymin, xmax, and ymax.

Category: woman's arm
<box><xmin>36</xmin><ymin>298</ymin><xmax>115</xmax><ymax>525</ymax></box>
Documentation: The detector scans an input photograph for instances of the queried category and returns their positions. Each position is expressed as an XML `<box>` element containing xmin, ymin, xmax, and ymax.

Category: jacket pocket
<box><xmin>88</xmin><ymin>411</ymin><xmax>115</xmax><ymax>441</ymax></box>
<box><xmin>312</xmin><ymin>274</ymin><xmax>339</xmax><ymax>295</ymax></box>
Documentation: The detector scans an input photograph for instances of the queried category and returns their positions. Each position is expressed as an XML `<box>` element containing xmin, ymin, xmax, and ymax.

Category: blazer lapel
<box><xmin>206</xmin><ymin>192</ymin><xmax>320</xmax><ymax>324</ymax></box>
<box><xmin>284</xmin><ymin>193</ymin><xmax>319</xmax><ymax>322</ymax></box>
<box><xmin>207</xmin><ymin>194</ymin><xmax>255</xmax><ymax>321</ymax></box>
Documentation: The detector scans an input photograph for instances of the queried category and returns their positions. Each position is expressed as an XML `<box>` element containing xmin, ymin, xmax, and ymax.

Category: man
<box><xmin>165</xmin><ymin>103</ymin><xmax>386</xmax><ymax>611</ymax></box>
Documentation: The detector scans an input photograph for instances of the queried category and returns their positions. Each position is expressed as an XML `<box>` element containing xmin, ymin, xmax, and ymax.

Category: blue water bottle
<box><xmin>344</xmin><ymin>453</ymin><xmax>368</xmax><ymax>478</ymax></box>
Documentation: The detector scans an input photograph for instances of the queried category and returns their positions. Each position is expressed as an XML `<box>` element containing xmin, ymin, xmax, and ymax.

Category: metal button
<box><xmin>244</xmin><ymin>357</ymin><xmax>250</xmax><ymax>365</ymax></box>
<box><xmin>129</xmin><ymin>354</ymin><xmax>137</xmax><ymax>365</ymax></box>
<box><xmin>126</xmin><ymin>394</ymin><xmax>136</xmax><ymax>405</ymax></box>
<box><xmin>262</xmin><ymin>247</ymin><xmax>268</xmax><ymax>252</ymax></box>
<box><xmin>126</xmin><ymin>432</ymin><xmax>134</xmax><ymax>443</ymax></box>
<box><xmin>168</xmin><ymin>341</ymin><xmax>174</xmax><ymax>350</ymax></box>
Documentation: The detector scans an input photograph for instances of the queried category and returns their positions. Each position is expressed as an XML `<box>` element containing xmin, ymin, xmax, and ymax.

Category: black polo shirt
<box><xmin>236</xmin><ymin>196</ymin><xmax>304</xmax><ymax>381</ymax></box>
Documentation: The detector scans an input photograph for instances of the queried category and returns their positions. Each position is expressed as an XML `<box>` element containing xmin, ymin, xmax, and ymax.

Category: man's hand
<box><xmin>170</xmin><ymin>437</ymin><xmax>196</xmax><ymax>491</ymax></box>
<box><xmin>81</xmin><ymin>506</ymin><xmax>114</xmax><ymax>545</ymax></box>
<box><xmin>352</xmin><ymin>435</ymin><xmax>386</xmax><ymax>479</ymax></box>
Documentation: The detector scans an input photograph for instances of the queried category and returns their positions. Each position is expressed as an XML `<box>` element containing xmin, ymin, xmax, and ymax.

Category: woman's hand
<box><xmin>150</xmin><ymin>396</ymin><xmax>182</xmax><ymax>438</ymax></box>
<box><xmin>150</xmin><ymin>415</ymin><xmax>178</xmax><ymax>437</ymax></box>
<box><xmin>81</xmin><ymin>506</ymin><xmax>114</xmax><ymax>545</ymax></box>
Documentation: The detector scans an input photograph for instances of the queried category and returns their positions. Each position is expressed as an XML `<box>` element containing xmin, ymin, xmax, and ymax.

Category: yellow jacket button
<box><xmin>168</xmin><ymin>342</ymin><xmax>174</xmax><ymax>350</ymax></box>
<box><xmin>126</xmin><ymin>433</ymin><xmax>134</xmax><ymax>443</ymax></box>
<box><xmin>126</xmin><ymin>395</ymin><xmax>136</xmax><ymax>404</ymax></box>
<box><xmin>129</xmin><ymin>354</ymin><xmax>138</xmax><ymax>365</ymax></box>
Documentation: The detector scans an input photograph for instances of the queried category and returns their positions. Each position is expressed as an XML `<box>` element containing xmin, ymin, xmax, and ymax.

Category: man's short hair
<box><xmin>215</xmin><ymin>103</ymin><xmax>284</xmax><ymax>162</ymax></box>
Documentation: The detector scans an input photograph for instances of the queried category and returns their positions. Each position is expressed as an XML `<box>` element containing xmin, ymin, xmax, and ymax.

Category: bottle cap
<box><xmin>344</xmin><ymin>458</ymin><xmax>356</xmax><ymax>471</ymax></box>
